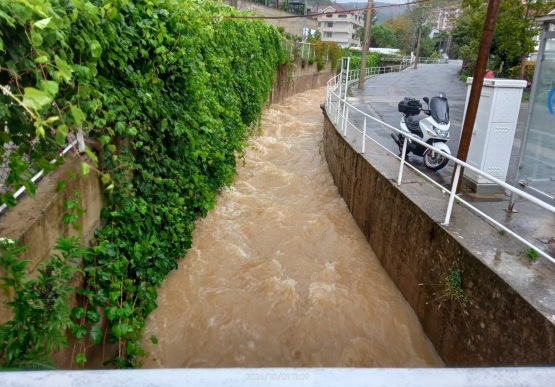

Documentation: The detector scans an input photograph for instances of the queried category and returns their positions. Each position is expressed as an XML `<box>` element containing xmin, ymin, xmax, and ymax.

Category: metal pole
<box><xmin>302</xmin><ymin>0</ymin><xmax>307</xmax><ymax>42</ymax></box>
<box><xmin>77</xmin><ymin>126</ymin><xmax>85</xmax><ymax>152</ymax></box>
<box><xmin>507</xmin><ymin>21</ymin><xmax>549</xmax><ymax>212</ymax></box>
<box><xmin>397</xmin><ymin>137</ymin><xmax>408</xmax><ymax>185</ymax></box>
<box><xmin>362</xmin><ymin>116</ymin><xmax>366</xmax><ymax>154</ymax></box>
<box><xmin>443</xmin><ymin>164</ymin><xmax>462</xmax><ymax>226</ymax></box>
<box><xmin>343</xmin><ymin>106</ymin><xmax>349</xmax><ymax>136</ymax></box>
<box><xmin>358</xmin><ymin>0</ymin><xmax>374</xmax><ymax>91</ymax></box>
<box><xmin>335</xmin><ymin>98</ymin><xmax>340</xmax><ymax>124</ymax></box>
<box><xmin>451</xmin><ymin>0</ymin><xmax>502</xmax><ymax>194</ymax></box>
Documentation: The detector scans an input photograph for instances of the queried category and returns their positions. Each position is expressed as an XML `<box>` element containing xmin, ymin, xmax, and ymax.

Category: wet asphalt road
<box><xmin>346</xmin><ymin>59</ymin><xmax>529</xmax><ymax>188</ymax></box>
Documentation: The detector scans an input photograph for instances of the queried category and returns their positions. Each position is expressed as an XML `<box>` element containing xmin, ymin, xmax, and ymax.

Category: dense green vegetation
<box><xmin>340</xmin><ymin>49</ymin><xmax>383</xmax><ymax>71</ymax></box>
<box><xmin>0</xmin><ymin>236</ymin><xmax>86</xmax><ymax>370</ymax></box>
<box><xmin>453</xmin><ymin>0</ymin><xmax>553</xmax><ymax>80</ymax></box>
<box><xmin>0</xmin><ymin>0</ymin><xmax>285</xmax><ymax>368</ymax></box>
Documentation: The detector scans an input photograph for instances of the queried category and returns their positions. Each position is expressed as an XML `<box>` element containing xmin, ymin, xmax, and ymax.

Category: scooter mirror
<box><xmin>423</xmin><ymin>97</ymin><xmax>430</xmax><ymax>104</ymax></box>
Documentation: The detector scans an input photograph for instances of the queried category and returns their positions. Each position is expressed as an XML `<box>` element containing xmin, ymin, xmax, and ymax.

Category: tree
<box><xmin>383</xmin><ymin>14</ymin><xmax>413</xmax><ymax>53</ymax></box>
<box><xmin>356</xmin><ymin>9</ymin><xmax>379</xmax><ymax>45</ymax></box>
<box><xmin>496</xmin><ymin>0</ymin><xmax>554</xmax><ymax>79</ymax></box>
<box><xmin>417</xmin><ymin>25</ymin><xmax>437</xmax><ymax>57</ymax></box>
<box><xmin>456</xmin><ymin>0</ymin><xmax>555</xmax><ymax>79</ymax></box>
<box><xmin>369</xmin><ymin>25</ymin><xmax>398</xmax><ymax>48</ymax></box>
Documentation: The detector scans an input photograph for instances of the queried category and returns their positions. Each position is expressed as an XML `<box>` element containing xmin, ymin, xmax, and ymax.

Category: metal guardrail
<box><xmin>0</xmin><ymin>137</ymin><xmax>82</xmax><ymax>214</ymax></box>
<box><xmin>413</xmin><ymin>56</ymin><xmax>448</xmax><ymax>64</ymax></box>
<box><xmin>325</xmin><ymin>69</ymin><xmax>555</xmax><ymax>265</ymax></box>
<box><xmin>1</xmin><ymin>367</ymin><xmax>555</xmax><ymax>387</ymax></box>
<box><xmin>282</xmin><ymin>41</ymin><xmax>329</xmax><ymax>62</ymax></box>
<box><xmin>345</xmin><ymin>61</ymin><xmax>412</xmax><ymax>82</ymax></box>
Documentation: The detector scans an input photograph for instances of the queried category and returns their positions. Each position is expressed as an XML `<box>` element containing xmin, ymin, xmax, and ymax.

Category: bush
<box><xmin>507</xmin><ymin>61</ymin><xmax>536</xmax><ymax>82</ymax></box>
<box><xmin>347</xmin><ymin>53</ymin><xmax>382</xmax><ymax>71</ymax></box>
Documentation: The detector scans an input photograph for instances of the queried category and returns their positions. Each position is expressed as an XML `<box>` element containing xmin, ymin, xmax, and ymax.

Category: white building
<box><xmin>429</xmin><ymin>5</ymin><xmax>461</xmax><ymax>32</ymax></box>
<box><xmin>312</xmin><ymin>4</ymin><xmax>364</xmax><ymax>48</ymax></box>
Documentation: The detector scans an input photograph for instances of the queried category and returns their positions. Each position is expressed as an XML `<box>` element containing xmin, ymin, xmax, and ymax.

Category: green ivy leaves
<box><xmin>1</xmin><ymin>0</ymin><xmax>286</xmax><ymax>369</ymax></box>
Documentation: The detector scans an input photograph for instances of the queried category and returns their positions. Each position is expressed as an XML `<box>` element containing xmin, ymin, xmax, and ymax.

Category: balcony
<box><xmin>316</xmin><ymin>13</ymin><xmax>364</xmax><ymax>27</ymax></box>
<box><xmin>322</xmin><ymin>27</ymin><xmax>352</xmax><ymax>34</ymax></box>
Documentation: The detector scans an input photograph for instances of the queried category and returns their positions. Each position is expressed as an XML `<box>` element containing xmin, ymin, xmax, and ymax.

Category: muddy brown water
<box><xmin>140</xmin><ymin>88</ymin><xmax>442</xmax><ymax>368</ymax></box>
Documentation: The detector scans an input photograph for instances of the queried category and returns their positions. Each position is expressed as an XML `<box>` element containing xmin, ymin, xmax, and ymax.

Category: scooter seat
<box><xmin>406</xmin><ymin>114</ymin><xmax>425</xmax><ymax>133</ymax></box>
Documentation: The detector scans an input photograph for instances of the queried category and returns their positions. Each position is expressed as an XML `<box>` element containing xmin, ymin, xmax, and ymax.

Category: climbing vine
<box><xmin>310</xmin><ymin>40</ymin><xmax>341</xmax><ymax>72</ymax></box>
<box><xmin>0</xmin><ymin>236</ymin><xmax>87</xmax><ymax>370</ymax></box>
<box><xmin>1</xmin><ymin>0</ymin><xmax>285</xmax><ymax>368</ymax></box>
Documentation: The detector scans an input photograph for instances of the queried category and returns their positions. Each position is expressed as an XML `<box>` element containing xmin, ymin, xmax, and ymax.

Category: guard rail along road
<box><xmin>325</xmin><ymin>63</ymin><xmax>555</xmax><ymax>265</ymax></box>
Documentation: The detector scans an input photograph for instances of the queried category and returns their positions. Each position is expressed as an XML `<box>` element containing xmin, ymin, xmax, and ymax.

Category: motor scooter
<box><xmin>391</xmin><ymin>92</ymin><xmax>451</xmax><ymax>171</ymax></box>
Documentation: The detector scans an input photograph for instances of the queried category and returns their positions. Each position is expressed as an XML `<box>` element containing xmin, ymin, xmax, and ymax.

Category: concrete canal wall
<box><xmin>322</xmin><ymin>107</ymin><xmax>555</xmax><ymax>366</ymax></box>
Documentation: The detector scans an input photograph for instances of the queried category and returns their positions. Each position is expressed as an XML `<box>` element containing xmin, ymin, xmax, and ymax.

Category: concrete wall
<box><xmin>0</xmin><ymin>153</ymin><xmax>106</xmax><ymax>366</ymax></box>
<box><xmin>270</xmin><ymin>60</ymin><xmax>334</xmax><ymax>105</ymax></box>
<box><xmin>322</xmin><ymin>109</ymin><xmax>555</xmax><ymax>366</ymax></box>
<box><xmin>223</xmin><ymin>0</ymin><xmax>317</xmax><ymax>37</ymax></box>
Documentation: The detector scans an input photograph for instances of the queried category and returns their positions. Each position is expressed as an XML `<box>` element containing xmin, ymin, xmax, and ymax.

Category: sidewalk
<box><xmin>346</xmin><ymin>62</ymin><xmax>555</xmax><ymax>262</ymax></box>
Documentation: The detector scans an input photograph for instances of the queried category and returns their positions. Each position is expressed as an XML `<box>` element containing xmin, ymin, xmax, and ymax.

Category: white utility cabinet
<box><xmin>461</xmin><ymin>77</ymin><xmax>527</xmax><ymax>193</ymax></box>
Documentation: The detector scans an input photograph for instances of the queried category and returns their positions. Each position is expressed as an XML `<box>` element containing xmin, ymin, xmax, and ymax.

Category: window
<box><xmin>327</xmin><ymin>22</ymin><xmax>333</xmax><ymax>28</ymax></box>
<box><xmin>324</xmin><ymin>32</ymin><xmax>332</xmax><ymax>38</ymax></box>
<box><xmin>326</xmin><ymin>14</ymin><xmax>332</xmax><ymax>17</ymax></box>
<box><xmin>318</xmin><ymin>22</ymin><xmax>321</xmax><ymax>27</ymax></box>
<box><xmin>338</xmin><ymin>14</ymin><xmax>347</xmax><ymax>18</ymax></box>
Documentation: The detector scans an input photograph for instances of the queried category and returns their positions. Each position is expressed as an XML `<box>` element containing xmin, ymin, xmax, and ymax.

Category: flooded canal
<box><xmin>140</xmin><ymin>88</ymin><xmax>442</xmax><ymax>368</ymax></box>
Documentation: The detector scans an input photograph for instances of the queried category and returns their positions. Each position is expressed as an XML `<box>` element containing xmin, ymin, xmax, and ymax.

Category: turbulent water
<box><xmin>140</xmin><ymin>88</ymin><xmax>442</xmax><ymax>368</ymax></box>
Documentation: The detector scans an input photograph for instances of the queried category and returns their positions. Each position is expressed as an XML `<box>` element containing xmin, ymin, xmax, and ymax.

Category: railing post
<box><xmin>77</xmin><ymin>126</ymin><xmax>85</xmax><ymax>153</ymax></box>
<box><xmin>335</xmin><ymin>95</ymin><xmax>340</xmax><ymax>125</ymax></box>
<box><xmin>301</xmin><ymin>43</ymin><xmax>305</xmax><ymax>59</ymax></box>
<box><xmin>442</xmin><ymin>164</ymin><xmax>462</xmax><ymax>226</ymax></box>
<box><xmin>362</xmin><ymin>117</ymin><xmax>366</xmax><ymax>154</ymax></box>
<box><xmin>397</xmin><ymin>136</ymin><xmax>408</xmax><ymax>185</ymax></box>
<box><xmin>343</xmin><ymin>106</ymin><xmax>349</xmax><ymax>137</ymax></box>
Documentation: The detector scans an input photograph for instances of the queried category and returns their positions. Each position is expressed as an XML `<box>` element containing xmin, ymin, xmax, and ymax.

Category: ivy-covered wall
<box><xmin>0</xmin><ymin>0</ymin><xmax>286</xmax><ymax>369</ymax></box>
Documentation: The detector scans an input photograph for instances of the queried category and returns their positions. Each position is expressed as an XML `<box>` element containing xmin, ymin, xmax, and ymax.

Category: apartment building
<box><xmin>312</xmin><ymin>4</ymin><xmax>364</xmax><ymax>48</ymax></box>
<box><xmin>429</xmin><ymin>5</ymin><xmax>461</xmax><ymax>32</ymax></box>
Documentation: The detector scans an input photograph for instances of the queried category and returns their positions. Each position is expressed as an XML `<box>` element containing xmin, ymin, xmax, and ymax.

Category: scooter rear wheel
<box><xmin>423</xmin><ymin>149</ymin><xmax>449</xmax><ymax>171</ymax></box>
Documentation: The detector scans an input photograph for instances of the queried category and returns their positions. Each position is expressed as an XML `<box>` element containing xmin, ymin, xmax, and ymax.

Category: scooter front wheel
<box><xmin>423</xmin><ymin>149</ymin><xmax>449</xmax><ymax>171</ymax></box>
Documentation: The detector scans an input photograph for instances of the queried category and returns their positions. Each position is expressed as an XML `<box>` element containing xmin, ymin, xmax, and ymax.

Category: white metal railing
<box><xmin>345</xmin><ymin>61</ymin><xmax>412</xmax><ymax>82</ymax></box>
<box><xmin>0</xmin><ymin>138</ymin><xmax>81</xmax><ymax>214</ymax></box>
<box><xmin>325</xmin><ymin>69</ymin><xmax>555</xmax><ymax>265</ymax></box>
<box><xmin>389</xmin><ymin>56</ymin><xmax>447</xmax><ymax>65</ymax></box>
<box><xmin>1</xmin><ymin>367</ymin><xmax>555</xmax><ymax>386</ymax></box>
<box><xmin>414</xmin><ymin>56</ymin><xmax>447</xmax><ymax>64</ymax></box>
<box><xmin>282</xmin><ymin>40</ymin><xmax>328</xmax><ymax>61</ymax></box>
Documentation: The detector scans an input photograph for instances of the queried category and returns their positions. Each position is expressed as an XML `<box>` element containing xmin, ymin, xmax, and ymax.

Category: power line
<box><xmin>220</xmin><ymin>0</ymin><xmax>432</xmax><ymax>20</ymax></box>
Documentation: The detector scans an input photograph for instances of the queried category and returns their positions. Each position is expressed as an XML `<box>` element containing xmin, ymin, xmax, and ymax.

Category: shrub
<box><xmin>506</xmin><ymin>61</ymin><xmax>536</xmax><ymax>83</ymax></box>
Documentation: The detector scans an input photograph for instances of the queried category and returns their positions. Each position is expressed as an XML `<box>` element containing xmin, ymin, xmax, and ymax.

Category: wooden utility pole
<box><xmin>414</xmin><ymin>18</ymin><xmax>423</xmax><ymax>69</ymax></box>
<box><xmin>451</xmin><ymin>0</ymin><xmax>502</xmax><ymax>193</ymax></box>
<box><xmin>358</xmin><ymin>0</ymin><xmax>373</xmax><ymax>91</ymax></box>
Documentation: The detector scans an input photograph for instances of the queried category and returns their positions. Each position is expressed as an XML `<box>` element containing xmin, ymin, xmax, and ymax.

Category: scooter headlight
<box><xmin>436</xmin><ymin>129</ymin><xmax>449</xmax><ymax>138</ymax></box>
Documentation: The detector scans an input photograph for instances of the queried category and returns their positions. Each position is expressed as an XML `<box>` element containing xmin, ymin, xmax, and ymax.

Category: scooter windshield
<box><xmin>430</xmin><ymin>97</ymin><xmax>449</xmax><ymax>124</ymax></box>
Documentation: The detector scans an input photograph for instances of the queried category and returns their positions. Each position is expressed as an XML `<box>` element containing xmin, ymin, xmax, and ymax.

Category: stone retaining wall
<box><xmin>322</xmin><ymin>107</ymin><xmax>555</xmax><ymax>366</ymax></box>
